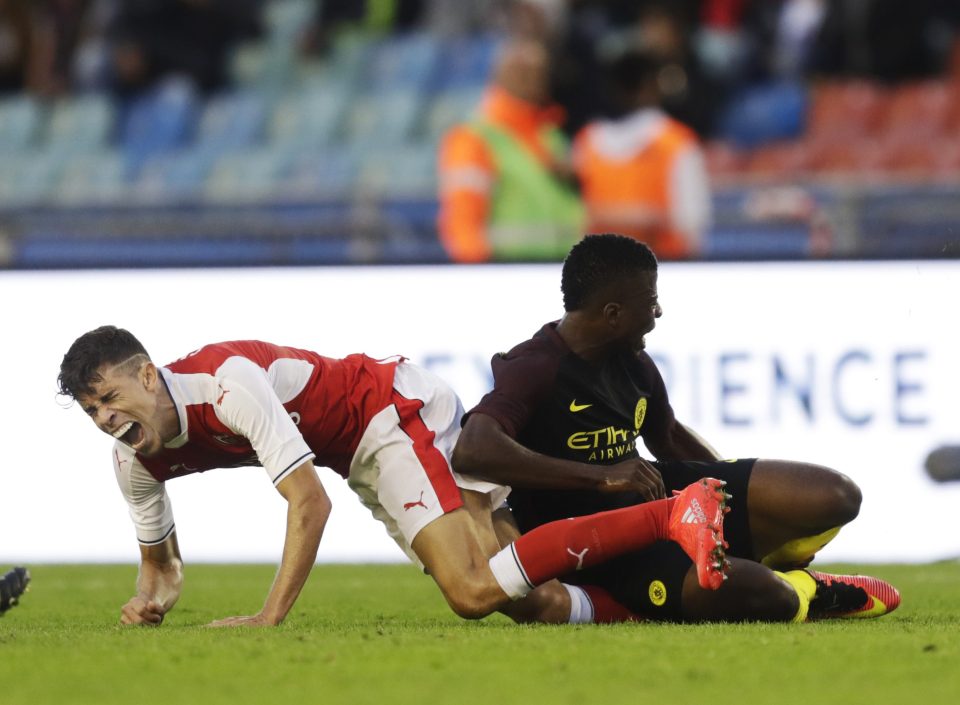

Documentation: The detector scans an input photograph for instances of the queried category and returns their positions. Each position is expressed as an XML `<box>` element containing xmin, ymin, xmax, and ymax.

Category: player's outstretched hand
<box><xmin>120</xmin><ymin>596</ymin><xmax>165</xmax><ymax>626</ymax></box>
<box><xmin>600</xmin><ymin>459</ymin><xmax>666</xmax><ymax>500</ymax></box>
<box><xmin>206</xmin><ymin>613</ymin><xmax>276</xmax><ymax>628</ymax></box>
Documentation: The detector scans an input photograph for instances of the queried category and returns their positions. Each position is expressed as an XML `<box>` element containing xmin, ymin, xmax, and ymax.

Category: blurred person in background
<box><xmin>28</xmin><ymin>0</ymin><xmax>112</xmax><ymax>96</ymax></box>
<box><xmin>300</xmin><ymin>0</ymin><xmax>425</xmax><ymax>56</ymax></box>
<box><xmin>106</xmin><ymin>0</ymin><xmax>262</xmax><ymax>96</ymax></box>
<box><xmin>808</xmin><ymin>0</ymin><xmax>958</xmax><ymax>82</ymax></box>
<box><xmin>573</xmin><ymin>48</ymin><xmax>711</xmax><ymax>260</ymax></box>
<box><xmin>0</xmin><ymin>0</ymin><xmax>34</xmax><ymax>93</ymax></box>
<box><xmin>550</xmin><ymin>1</ymin><xmax>724</xmax><ymax>139</ymax></box>
<box><xmin>437</xmin><ymin>37</ymin><xmax>584</xmax><ymax>263</ymax></box>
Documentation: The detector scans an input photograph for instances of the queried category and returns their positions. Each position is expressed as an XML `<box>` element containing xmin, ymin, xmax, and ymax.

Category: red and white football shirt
<box><xmin>113</xmin><ymin>340</ymin><xmax>398</xmax><ymax>544</ymax></box>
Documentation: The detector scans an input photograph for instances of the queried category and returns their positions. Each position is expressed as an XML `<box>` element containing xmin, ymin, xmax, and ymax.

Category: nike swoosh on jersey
<box><xmin>569</xmin><ymin>400</ymin><xmax>592</xmax><ymax>412</ymax></box>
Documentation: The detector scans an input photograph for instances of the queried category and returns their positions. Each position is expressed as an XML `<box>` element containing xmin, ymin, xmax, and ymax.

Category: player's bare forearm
<box><xmin>208</xmin><ymin>463</ymin><xmax>330</xmax><ymax>627</ymax></box>
<box><xmin>646</xmin><ymin>421</ymin><xmax>721</xmax><ymax>462</ymax></box>
<box><xmin>260</xmin><ymin>488</ymin><xmax>329</xmax><ymax>624</ymax></box>
<box><xmin>455</xmin><ymin>413</ymin><xmax>623</xmax><ymax>491</ymax></box>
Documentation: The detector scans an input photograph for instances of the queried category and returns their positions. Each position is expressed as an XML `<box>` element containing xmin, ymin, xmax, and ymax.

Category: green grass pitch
<box><xmin>1</xmin><ymin>562</ymin><xmax>959</xmax><ymax>705</ymax></box>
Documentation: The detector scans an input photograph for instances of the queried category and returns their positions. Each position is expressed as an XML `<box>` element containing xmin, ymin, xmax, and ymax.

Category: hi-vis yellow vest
<box><xmin>469</xmin><ymin>120</ymin><xmax>584</xmax><ymax>260</ymax></box>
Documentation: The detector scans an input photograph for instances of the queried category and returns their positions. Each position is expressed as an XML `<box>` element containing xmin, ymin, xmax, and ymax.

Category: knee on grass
<box><xmin>440</xmin><ymin>576</ymin><xmax>506</xmax><ymax>620</ymax></box>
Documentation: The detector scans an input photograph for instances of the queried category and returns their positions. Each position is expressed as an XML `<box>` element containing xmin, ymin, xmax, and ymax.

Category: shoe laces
<box><xmin>810</xmin><ymin>574</ymin><xmax>869</xmax><ymax>614</ymax></box>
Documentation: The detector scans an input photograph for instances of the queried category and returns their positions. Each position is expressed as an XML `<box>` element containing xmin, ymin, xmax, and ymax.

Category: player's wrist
<box><xmin>259</xmin><ymin>608</ymin><xmax>284</xmax><ymax>626</ymax></box>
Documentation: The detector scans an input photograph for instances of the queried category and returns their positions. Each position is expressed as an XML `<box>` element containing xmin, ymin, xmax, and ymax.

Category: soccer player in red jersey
<box><xmin>454</xmin><ymin>234</ymin><xmax>900</xmax><ymax>622</ymax></box>
<box><xmin>59</xmin><ymin>327</ymin><xmax>729</xmax><ymax>627</ymax></box>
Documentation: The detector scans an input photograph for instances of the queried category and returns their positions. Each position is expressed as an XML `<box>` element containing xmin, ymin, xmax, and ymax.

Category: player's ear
<box><xmin>602</xmin><ymin>301</ymin><xmax>622</xmax><ymax>327</ymax></box>
<box><xmin>141</xmin><ymin>361</ymin><xmax>159</xmax><ymax>390</ymax></box>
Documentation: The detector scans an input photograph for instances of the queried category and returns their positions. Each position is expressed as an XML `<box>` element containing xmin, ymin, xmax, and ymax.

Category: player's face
<box><xmin>77</xmin><ymin>359</ymin><xmax>170</xmax><ymax>457</ymax></box>
<box><xmin>618</xmin><ymin>270</ymin><xmax>662</xmax><ymax>353</ymax></box>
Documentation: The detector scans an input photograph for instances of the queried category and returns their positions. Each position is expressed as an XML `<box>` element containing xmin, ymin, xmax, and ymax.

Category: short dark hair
<box><xmin>561</xmin><ymin>234</ymin><xmax>658</xmax><ymax>311</ymax></box>
<box><xmin>607</xmin><ymin>49</ymin><xmax>662</xmax><ymax>97</ymax></box>
<box><xmin>58</xmin><ymin>326</ymin><xmax>150</xmax><ymax>400</ymax></box>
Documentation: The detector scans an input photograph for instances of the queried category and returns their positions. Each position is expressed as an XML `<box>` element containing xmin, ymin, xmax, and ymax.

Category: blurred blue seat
<box><xmin>196</xmin><ymin>89</ymin><xmax>270</xmax><ymax>153</ymax></box>
<box><xmin>267</xmin><ymin>85</ymin><xmax>351</xmax><ymax>149</ymax></box>
<box><xmin>0</xmin><ymin>151</ymin><xmax>64</xmax><ymax>206</ymax></box>
<box><xmin>434</xmin><ymin>33</ymin><xmax>501</xmax><ymax>90</ymax></box>
<box><xmin>204</xmin><ymin>146</ymin><xmax>296</xmax><ymax>201</ymax></box>
<box><xmin>356</xmin><ymin>143</ymin><xmax>437</xmax><ymax>199</ymax></box>
<box><xmin>284</xmin><ymin>147</ymin><xmax>361</xmax><ymax>198</ymax></box>
<box><xmin>365</xmin><ymin>32</ymin><xmax>440</xmax><ymax>92</ymax></box>
<box><xmin>342</xmin><ymin>89</ymin><xmax>424</xmax><ymax>146</ymax></box>
<box><xmin>716</xmin><ymin>81</ymin><xmax>809</xmax><ymax>149</ymax></box>
<box><xmin>55</xmin><ymin>150</ymin><xmax>127</xmax><ymax>204</ymax></box>
<box><xmin>420</xmin><ymin>86</ymin><xmax>483</xmax><ymax>143</ymax></box>
<box><xmin>134</xmin><ymin>148</ymin><xmax>218</xmax><ymax>200</ymax></box>
<box><xmin>325</xmin><ymin>31</ymin><xmax>378</xmax><ymax>87</ymax></box>
<box><xmin>0</xmin><ymin>96</ymin><xmax>44</xmax><ymax>154</ymax></box>
<box><xmin>119</xmin><ymin>78</ymin><xmax>201</xmax><ymax>175</ymax></box>
<box><xmin>44</xmin><ymin>94</ymin><xmax>115</xmax><ymax>156</ymax></box>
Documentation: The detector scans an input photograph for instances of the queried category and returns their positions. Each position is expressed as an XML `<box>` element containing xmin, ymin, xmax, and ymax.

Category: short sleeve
<box><xmin>212</xmin><ymin>356</ymin><xmax>315</xmax><ymax>485</ymax></box>
<box><xmin>466</xmin><ymin>348</ymin><xmax>559</xmax><ymax>438</ymax></box>
<box><xmin>114</xmin><ymin>442</ymin><xmax>176</xmax><ymax>545</ymax></box>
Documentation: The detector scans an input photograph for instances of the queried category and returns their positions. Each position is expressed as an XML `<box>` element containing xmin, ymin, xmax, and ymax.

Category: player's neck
<box><xmin>156</xmin><ymin>373</ymin><xmax>181</xmax><ymax>443</ymax></box>
<box><xmin>556</xmin><ymin>315</ymin><xmax>614</xmax><ymax>363</ymax></box>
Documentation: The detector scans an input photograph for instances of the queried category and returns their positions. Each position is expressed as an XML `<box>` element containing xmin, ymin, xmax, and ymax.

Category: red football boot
<box><xmin>668</xmin><ymin>478</ymin><xmax>730</xmax><ymax>590</ymax></box>
<box><xmin>806</xmin><ymin>571</ymin><xmax>901</xmax><ymax>619</ymax></box>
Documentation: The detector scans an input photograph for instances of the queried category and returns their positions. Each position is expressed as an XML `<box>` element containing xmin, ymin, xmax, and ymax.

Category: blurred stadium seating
<box><xmin>0</xmin><ymin>0</ymin><xmax>958</xmax><ymax>267</ymax></box>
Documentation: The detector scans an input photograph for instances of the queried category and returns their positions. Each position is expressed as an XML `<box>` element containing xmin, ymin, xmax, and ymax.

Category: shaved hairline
<box><xmin>105</xmin><ymin>353</ymin><xmax>151</xmax><ymax>378</ymax></box>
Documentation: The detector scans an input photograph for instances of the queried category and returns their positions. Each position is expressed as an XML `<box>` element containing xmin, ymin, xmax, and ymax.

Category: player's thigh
<box><xmin>747</xmin><ymin>459</ymin><xmax>861</xmax><ymax>528</ymax></box>
<box><xmin>348</xmin><ymin>370</ymin><xmax>472</xmax><ymax>564</ymax></box>
<box><xmin>491</xmin><ymin>505</ymin><xmax>521</xmax><ymax>547</ymax></box>
<box><xmin>410</xmin><ymin>493</ymin><xmax>507</xmax><ymax>613</ymax></box>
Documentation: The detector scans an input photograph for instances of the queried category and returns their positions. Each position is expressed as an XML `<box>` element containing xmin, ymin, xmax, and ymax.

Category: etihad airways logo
<box><xmin>567</xmin><ymin>426</ymin><xmax>635</xmax><ymax>450</ymax></box>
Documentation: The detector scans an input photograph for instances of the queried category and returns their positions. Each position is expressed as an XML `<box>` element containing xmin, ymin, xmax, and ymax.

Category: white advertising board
<box><xmin>1</xmin><ymin>261</ymin><xmax>957</xmax><ymax>564</ymax></box>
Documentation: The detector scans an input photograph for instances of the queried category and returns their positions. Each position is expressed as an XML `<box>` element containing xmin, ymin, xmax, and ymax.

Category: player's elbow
<box><xmin>452</xmin><ymin>417</ymin><xmax>498</xmax><ymax>477</ymax></box>
<box><xmin>451</xmin><ymin>435</ymin><xmax>480</xmax><ymax>476</ymax></box>
<box><xmin>290</xmin><ymin>490</ymin><xmax>332</xmax><ymax>541</ymax></box>
<box><xmin>305</xmin><ymin>492</ymin><xmax>333</xmax><ymax>530</ymax></box>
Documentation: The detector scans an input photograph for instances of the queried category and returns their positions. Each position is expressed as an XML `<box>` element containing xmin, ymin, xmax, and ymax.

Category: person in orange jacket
<box><xmin>437</xmin><ymin>39</ymin><xmax>584</xmax><ymax>263</ymax></box>
<box><xmin>573</xmin><ymin>48</ymin><xmax>712</xmax><ymax>260</ymax></box>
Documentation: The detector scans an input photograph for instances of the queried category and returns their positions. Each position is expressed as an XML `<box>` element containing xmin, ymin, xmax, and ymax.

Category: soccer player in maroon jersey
<box><xmin>454</xmin><ymin>234</ymin><xmax>900</xmax><ymax>622</ymax></box>
<box><xmin>58</xmin><ymin>326</ymin><xmax>730</xmax><ymax>627</ymax></box>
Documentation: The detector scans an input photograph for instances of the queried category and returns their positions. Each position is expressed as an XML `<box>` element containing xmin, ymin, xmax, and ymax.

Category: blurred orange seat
<box><xmin>744</xmin><ymin>140</ymin><xmax>811</xmax><ymax>177</ymax></box>
<box><xmin>874</xmin><ymin>135</ymin><xmax>960</xmax><ymax>177</ymax></box>
<box><xmin>880</xmin><ymin>81</ymin><xmax>956</xmax><ymax>141</ymax></box>
<box><xmin>806</xmin><ymin>137</ymin><xmax>882</xmax><ymax>174</ymax></box>
<box><xmin>703</xmin><ymin>140</ymin><xmax>747</xmax><ymax>179</ymax></box>
<box><xmin>807</xmin><ymin>81</ymin><xmax>886</xmax><ymax>141</ymax></box>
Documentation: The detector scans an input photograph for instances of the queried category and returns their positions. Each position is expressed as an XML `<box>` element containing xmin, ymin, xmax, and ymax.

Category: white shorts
<box><xmin>347</xmin><ymin>361</ymin><xmax>510</xmax><ymax>567</ymax></box>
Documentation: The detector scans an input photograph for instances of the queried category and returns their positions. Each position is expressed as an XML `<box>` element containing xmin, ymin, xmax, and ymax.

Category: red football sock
<box><xmin>581</xmin><ymin>585</ymin><xmax>642</xmax><ymax>623</ymax></box>
<box><xmin>512</xmin><ymin>498</ymin><xmax>673</xmax><ymax>587</ymax></box>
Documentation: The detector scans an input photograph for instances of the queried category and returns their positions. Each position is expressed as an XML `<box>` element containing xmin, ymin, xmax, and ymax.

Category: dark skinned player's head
<box><xmin>561</xmin><ymin>234</ymin><xmax>659</xmax><ymax>312</ymax></box>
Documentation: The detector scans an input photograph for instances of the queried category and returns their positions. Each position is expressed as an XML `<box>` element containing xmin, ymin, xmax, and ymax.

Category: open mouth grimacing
<box><xmin>121</xmin><ymin>422</ymin><xmax>145</xmax><ymax>448</ymax></box>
